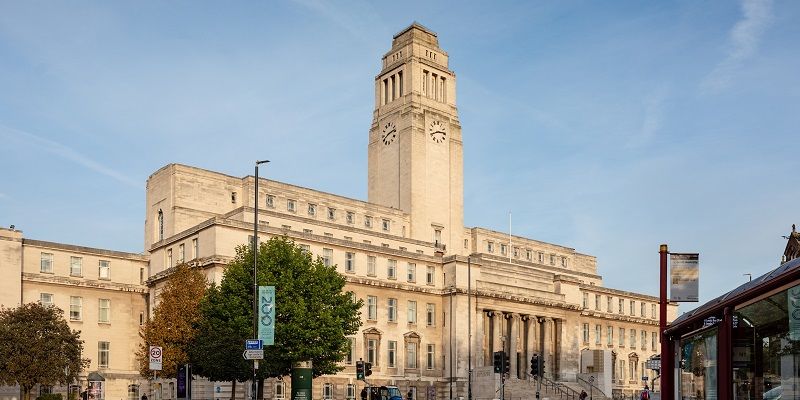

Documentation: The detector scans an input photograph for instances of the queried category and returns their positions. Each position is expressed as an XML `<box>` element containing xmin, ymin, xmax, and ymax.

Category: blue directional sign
<box><xmin>246</xmin><ymin>339</ymin><xmax>262</xmax><ymax>350</ymax></box>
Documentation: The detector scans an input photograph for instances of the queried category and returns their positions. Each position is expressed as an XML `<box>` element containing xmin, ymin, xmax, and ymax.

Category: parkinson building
<box><xmin>0</xmin><ymin>23</ymin><xmax>677</xmax><ymax>400</ymax></box>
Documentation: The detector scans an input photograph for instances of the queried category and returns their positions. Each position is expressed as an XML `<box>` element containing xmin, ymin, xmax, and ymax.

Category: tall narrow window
<box><xmin>407</xmin><ymin>301</ymin><xmax>417</xmax><ymax>324</ymax></box>
<box><xmin>167</xmin><ymin>249</ymin><xmax>173</xmax><ymax>268</ymax></box>
<box><xmin>98</xmin><ymin>341</ymin><xmax>110</xmax><ymax>368</ymax></box>
<box><xmin>422</xmin><ymin>70</ymin><xmax>428</xmax><ymax>96</ymax></box>
<box><xmin>630</xmin><ymin>329</ymin><xmax>636</xmax><ymax>348</ymax></box>
<box><xmin>178</xmin><ymin>244</ymin><xmax>185</xmax><ymax>264</ymax></box>
<box><xmin>346</xmin><ymin>337</ymin><xmax>355</xmax><ymax>364</ymax></box>
<box><xmin>607</xmin><ymin>326</ymin><xmax>613</xmax><ymax>345</ymax></box>
<box><xmin>157</xmin><ymin>210</ymin><xmax>164</xmax><ymax>241</ymax></box>
<box><xmin>387</xmin><ymin>298</ymin><xmax>397</xmax><ymax>322</ymax></box>
<box><xmin>192</xmin><ymin>238</ymin><xmax>198</xmax><ymax>259</ymax></box>
<box><xmin>70</xmin><ymin>296</ymin><xmax>82</xmax><ymax>321</ymax></box>
<box><xmin>619</xmin><ymin>328</ymin><xmax>625</xmax><ymax>346</ymax></box>
<box><xmin>388</xmin><ymin>340</ymin><xmax>397</xmax><ymax>367</ymax></box>
<box><xmin>582</xmin><ymin>323</ymin><xmax>589</xmax><ymax>343</ymax></box>
<box><xmin>367</xmin><ymin>296</ymin><xmax>377</xmax><ymax>320</ymax></box>
<box><xmin>641</xmin><ymin>331</ymin><xmax>647</xmax><ymax>350</ymax></box>
<box><xmin>40</xmin><ymin>293</ymin><xmax>54</xmax><ymax>307</ymax></box>
<box><xmin>651</xmin><ymin>304</ymin><xmax>657</xmax><ymax>319</ymax></box>
<box><xmin>383</xmin><ymin>79</ymin><xmax>389</xmax><ymax>105</ymax></box>
<box><xmin>406</xmin><ymin>342</ymin><xmax>417</xmax><ymax>368</ymax></box>
<box><xmin>70</xmin><ymin>257</ymin><xmax>82</xmax><ymax>276</ymax></box>
<box><xmin>607</xmin><ymin>296</ymin><xmax>613</xmax><ymax>313</ymax></box>
<box><xmin>595</xmin><ymin>294</ymin><xmax>601</xmax><ymax>310</ymax></box>
<box><xmin>387</xmin><ymin>259</ymin><xmax>397</xmax><ymax>279</ymax></box>
<box><xmin>346</xmin><ymin>384</ymin><xmax>355</xmax><ymax>400</ymax></box>
<box><xmin>323</xmin><ymin>384</ymin><xmax>332</xmax><ymax>400</ymax></box>
<box><xmin>431</xmin><ymin>73</ymin><xmax>438</xmax><ymax>101</ymax></box>
<box><xmin>367</xmin><ymin>256</ymin><xmax>376</xmax><ymax>276</ymax></box>
<box><xmin>426</xmin><ymin>266</ymin><xmax>435</xmax><ymax>285</ymax></box>
<box><xmin>40</xmin><ymin>253</ymin><xmax>53</xmax><ymax>273</ymax></box>
<box><xmin>630</xmin><ymin>300</ymin><xmax>636</xmax><ymax>316</ymax></box>
<box><xmin>323</xmin><ymin>248</ymin><xmax>333</xmax><ymax>267</ymax></box>
<box><xmin>407</xmin><ymin>263</ymin><xmax>416</xmax><ymax>282</ymax></box>
<box><xmin>266</xmin><ymin>195</ymin><xmax>274</xmax><ymax>208</ymax></box>
<box><xmin>595</xmin><ymin>325</ymin><xmax>601</xmax><ymax>344</ymax></box>
<box><xmin>426</xmin><ymin>344</ymin><xmax>435</xmax><ymax>369</ymax></box>
<box><xmin>426</xmin><ymin>304</ymin><xmax>435</xmax><ymax>326</ymax></box>
<box><xmin>398</xmin><ymin>71</ymin><xmax>403</xmax><ymax>97</ymax></box>
<box><xmin>391</xmin><ymin>75</ymin><xmax>396</xmax><ymax>100</ymax></box>
<box><xmin>98</xmin><ymin>299</ymin><xmax>110</xmax><ymax>323</ymax></box>
<box><xmin>98</xmin><ymin>260</ymin><xmax>110</xmax><ymax>280</ymax></box>
<box><xmin>345</xmin><ymin>252</ymin><xmax>355</xmax><ymax>273</ymax></box>
<box><xmin>275</xmin><ymin>382</ymin><xmax>285</xmax><ymax>400</ymax></box>
<box><xmin>367</xmin><ymin>339</ymin><xmax>377</xmax><ymax>364</ymax></box>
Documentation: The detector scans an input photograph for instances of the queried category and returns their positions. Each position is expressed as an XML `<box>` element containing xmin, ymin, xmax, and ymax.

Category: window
<box><xmin>407</xmin><ymin>263</ymin><xmax>416</xmax><ymax>282</ymax></box>
<box><xmin>607</xmin><ymin>326</ymin><xmax>613</xmax><ymax>345</ymax></box>
<box><xmin>500</xmin><ymin>244</ymin><xmax>507</xmax><ymax>255</ymax></box>
<box><xmin>323</xmin><ymin>383</ymin><xmax>332</xmax><ymax>400</ymax></box>
<box><xmin>346</xmin><ymin>211</ymin><xmax>355</xmax><ymax>224</ymax></box>
<box><xmin>98</xmin><ymin>341</ymin><xmax>110</xmax><ymax>368</ymax></box>
<box><xmin>346</xmin><ymin>384</ymin><xmax>355</xmax><ymax>400</ymax></box>
<box><xmin>406</xmin><ymin>342</ymin><xmax>418</xmax><ymax>368</ymax></box>
<box><xmin>365</xmin><ymin>216</ymin><xmax>373</xmax><ymax>228</ymax></box>
<box><xmin>367</xmin><ymin>296</ymin><xmax>377</xmax><ymax>320</ymax></box>
<box><xmin>407</xmin><ymin>301</ymin><xmax>417</xmax><ymax>324</ymax></box>
<box><xmin>367</xmin><ymin>256</ymin><xmax>376</xmax><ymax>276</ymax></box>
<box><xmin>167</xmin><ymin>248</ymin><xmax>173</xmax><ymax>268</ymax></box>
<box><xmin>307</xmin><ymin>203</ymin><xmax>316</xmax><ymax>216</ymax></box>
<box><xmin>426</xmin><ymin>266</ymin><xmax>435</xmax><ymax>285</ymax></box>
<box><xmin>139</xmin><ymin>312</ymin><xmax>144</xmax><ymax>326</ymax></box>
<box><xmin>388</xmin><ymin>298</ymin><xmax>397</xmax><ymax>322</ymax></box>
<box><xmin>157</xmin><ymin>210</ymin><xmax>164</xmax><ymax>241</ymax></box>
<box><xmin>231</xmin><ymin>191</ymin><xmax>237</xmax><ymax>203</ymax></box>
<box><xmin>388</xmin><ymin>340</ymin><xmax>397</xmax><ymax>367</ymax></box>
<box><xmin>266</xmin><ymin>195</ymin><xmax>274</xmax><ymax>208</ymax></box>
<box><xmin>40</xmin><ymin>253</ymin><xmax>53</xmax><ymax>273</ymax></box>
<box><xmin>426</xmin><ymin>344</ymin><xmax>435</xmax><ymax>369</ymax></box>
<box><xmin>367</xmin><ymin>339</ymin><xmax>378</xmax><ymax>365</ymax></box>
<box><xmin>582</xmin><ymin>323</ymin><xmax>589</xmax><ymax>343</ymax></box>
<box><xmin>630</xmin><ymin>300</ymin><xmax>636</xmax><ymax>316</ymax></box>
<box><xmin>550</xmin><ymin>254</ymin><xmax>556</xmax><ymax>265</ymax></box>
<box><xmin>561</xmin><ymin>257</ymin><xmax>568</xmax><ymax>267</ymax></box>
<box><xmin>526</xmin><ymin>250</ymin><xmax>532</xmax><ymax>260</ymax></box>
<box><xmin>595</xmin><ymin>294</ymin><xmax>601</xmax><ymax>310</ymax></box>
<box><xmin>382</xmin><ymin>219</ymin><xmax>390</xmax><ymax>232</ymax></box>
<box><xmin>641</xmin><ymin>331</ymin><xmax>647</xmax><ymax>349</ymax></box>
<box><xmin>582</xmin><ymin>293</ymin><xmax>588</xmax><ymax>309</ymax></box>
<box><xmin>641</xmin><ymin>302</ymin><xmax>647</xmax><ymax>317</ymax></box>
<box><xmin>607</xmin><ymin>296</ymin><xmax>613</xmax><ymax>312</ymax></box>
<box><xmin>595</xmin><ymin>325</ymin><xmax>601</xmax><ymax>344</ymax></box>
<box><xmin>346</xmin><ymin>337</ymin><xmax>355</xmax><ymax>364</ymax></box>
<box><xmin>323</xmin><ymin>248</ymin><xmax>333</xmax><ymax>267</ymax></box>
<box><xmin>70</xmin><ymin>296</ymin><xmax>82</xmax><ymax>321</ymax></box>
<box><xmin>652</xmin><ymin>304</ymin><xmax>657</xmax><ymax>319</ymax></box>
<box><xmin>299</xmin><ymin>244</ymin><xmax>311</xmax><ymax>253</ymax></box>
<box><xmin>192</xmin><ymin>238</ymin><xmax>198</xmax><ymax>259</ymax></box>
<box><xmin>619</xmin><ymin>327</ymin><xmax>625</xmax><ymax>346</ymax></box>
<box><xmin>538</xmin><ymin>252</ymin><xmax>544</xmax><ymax>263</ymax></box>
<box><xmin>345</xmin><ymin>252</ymin><xmax>355</xmax><ymax>273</ymax></box>
<box><xmin>287</xmin><ymin>199</ymin><xmax>296</xmax><ymax>212</ymax></box>
<box><xmin>651</xmin><ymin>332</ymin><xmax>657</xmax><ymax>351</ymax></box>
<box><xmin>619</xmin><ymin>299</ymin><xmax>624</xmax><ymax>314</ymax></box>
<box><xmin>40</xmin><ymin>293</ymin><xmax>53</xmax><ymax>307</ymax></box>
<box><xmin>326</xmin><ymin>208</ymin><xmax>335</xmax><ymax>221</ymax></box>
<box><xmin>178</xmin><ymin>244</ymin><xmax>185</xmax><ymax>264</ymax></box>
<box><xmin>275</xmin><ymin>382</ymin><xmax>285</xmax><ymax>400</ymax></box>
<box><xmin>630</xmin><ymin>329</ymin><xmax>636</xmax><ymax>348</ymax></box>
<box><xmin>98</xmin><ymin>299</ymin><xmax>110</xmax><ymax>323</ymax></box>
<box><xmin>513</xmin><ymin>247</ymin><xmax>519</xmax><ymax>258</ymax></box>
<box><xmin>487</xmin><ymin>242</ymin><xmax>494</xmax><ymax>253</ymax></box>
<box><xmin>387</xmin><ymin>259</ymin><xmax>397</xmax><ymax>279</ymax></box>
<box><xmin>70</xmin><ymin>257</ymin><xmax>82</xmax><ymax>276</ymax></box>
<box><xmin>426</xmin><ymin>304</ymin><xmax>435</xmax><ymax>326</ymax></box>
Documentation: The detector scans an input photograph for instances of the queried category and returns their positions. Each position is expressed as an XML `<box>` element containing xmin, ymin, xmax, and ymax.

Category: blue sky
<box><xmin>1</xmin><ymin>0</ymin><xmax>798</xmax><ymax>308</ymax></box>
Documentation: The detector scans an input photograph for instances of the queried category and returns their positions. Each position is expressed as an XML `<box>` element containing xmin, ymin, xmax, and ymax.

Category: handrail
<box><xmin>540</xmin><ymin>376</ymin><xmax>578</xmax><ymax>399</ymax></box>
<box><xmin>577</xmin><ymin>376</ymin><xmax>608</xmax><ymax>399</ymax></box>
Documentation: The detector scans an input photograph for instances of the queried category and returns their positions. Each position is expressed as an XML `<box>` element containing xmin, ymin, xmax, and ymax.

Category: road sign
<box><xmin>642</xmin><ymin>376</ymin><xmax>649</xmax><ymax>381</ymax></box>
<box><xmin>243</xmin><ymin>349</ymin><xmax>264</xmax><ymax>360</ymax></box>
<box><xmin>149</xmin><ymin>346</ymin><xmax>163</xmax><ymax>371</ymax></box>
<box><xmin>646</xmin><ymin>358</ymin><xmax>661</xmax><ymax>371</ymax></box>
<box><xmin>246</xmin><ymin>339</ymin><xmax>263</xmax><ymax>350</ymax></box>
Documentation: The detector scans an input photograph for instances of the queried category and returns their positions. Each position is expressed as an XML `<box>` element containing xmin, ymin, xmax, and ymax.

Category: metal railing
<box><xmin>539</xmin><ymin>376</ymin><xmax>578</xmax><ymax>400</ymax></box>
<box><xmin>576</xmin><ymin>376</ymin><xmax>607</xmax><ymax>399</ymax></box>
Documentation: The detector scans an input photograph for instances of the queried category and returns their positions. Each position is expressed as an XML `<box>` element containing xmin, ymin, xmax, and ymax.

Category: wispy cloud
<box><xmin>0</xmin><ymin>124</ymin><xmax>139</xmax><ymax>188</ymax></box>
<box><xmin>627</xmin><ymin>85</ymin><xmax>669</xmax><ymax>148</ymax></box>
<box><xmin>701</xmin><ymin>0</ymin><xmax>773</xmax><ymax>92</ymax></box>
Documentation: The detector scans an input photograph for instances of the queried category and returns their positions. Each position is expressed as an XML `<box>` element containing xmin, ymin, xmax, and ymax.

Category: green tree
<box><xmin>0</xmin><ymin>303</ymin><xmax>89</xmax><ymax>400</ymax></box>
<box><xmin>190</xmin><ymin>236</ymin><xmax>362</xmax><ymax>383</ymax></box>
<box><xmin>136</xmin><ymin>263</ymin><xmax>207</xmax><ymax>378</ymax></box>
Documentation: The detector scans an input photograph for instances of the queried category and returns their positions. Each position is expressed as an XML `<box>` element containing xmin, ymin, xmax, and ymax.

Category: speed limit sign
<box><xmin>149</xmin><ymin>346</ymin><xmax>163</xmax><ymax>371</ymax></box>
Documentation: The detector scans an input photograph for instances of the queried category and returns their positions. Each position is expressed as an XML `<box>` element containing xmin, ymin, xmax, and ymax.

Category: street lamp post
<box><xmin>253</xmin><ymin>160</ymin><xmax>269</xmax><ymax>400</ymax></box>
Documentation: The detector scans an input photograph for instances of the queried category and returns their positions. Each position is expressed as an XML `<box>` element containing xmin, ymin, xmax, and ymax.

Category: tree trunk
<box><xmin>257</xmin><ymin>378</ymin><xmax>264</xmax><ymax>400</ymax></box>
<box><xmin>230</xmin><ymin>380</ymin><xmax>236</xmax><ymax>400</ymax></box>
<box><xmin>22</xmin><ymin>386</ymin><xmax>31</xmax><ymax>400</ymax></box>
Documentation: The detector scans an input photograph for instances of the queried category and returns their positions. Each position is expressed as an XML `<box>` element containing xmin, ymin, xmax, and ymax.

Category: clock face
<box><xmin>381</xmin><ymin>121</ymin><xmax>397</xmax><ymax>145</ymax></box>
<box><xmin>428</xmin><ymin>120</ymin><xmax>447</xmax><ymax>143</ymax></box>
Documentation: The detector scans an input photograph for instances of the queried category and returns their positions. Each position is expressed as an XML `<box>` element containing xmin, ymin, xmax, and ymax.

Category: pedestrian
<box><xmin>579</xmin><ymin>390</ymin><xmax>587</xmax><ymax>400</ymax></box>
<box><xmin>141</xmin><ymin>394</ymin><xmax>148</xmax><ymax>400</ymax></box>
<box><xmin>640</xmin><ymin>385</ymin><xmax>650</xmax><ymax>400</ymax></box>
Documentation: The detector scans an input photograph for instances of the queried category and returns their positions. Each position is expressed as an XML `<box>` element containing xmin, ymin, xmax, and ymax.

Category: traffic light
<box><xmin>356</xmin><ymin>360</ymin><xmax>365</xmax><ymax>380</ymax></box>
<box><xmin>541</xmin><ymin>358</ymin><xmax>546</xmax><ymax>376</ymax></box>
<box><xmin>503</xmin><ymin>352</ymin><xmax>510</xmax><ymax>374</ymax></box>
<box><xmin>530</xmin><ymin>354</ymin><xmax>539</xmax><ymax>377</ymax></box>
<box><xmin>365</xmin><ymin>362</ymin><xmax>373</xmax><ymax>377</ymax></box>
<box><xmin>492</xmin><ymin>351</ymin><xmax>503</xmax><ymax>373</ymax></box>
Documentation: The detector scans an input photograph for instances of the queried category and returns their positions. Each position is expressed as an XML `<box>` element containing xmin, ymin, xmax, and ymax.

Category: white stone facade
<box><xmin>0</xmin><ymin>23</ymin><xmax>677</xmax><ymax>400</ymax></box>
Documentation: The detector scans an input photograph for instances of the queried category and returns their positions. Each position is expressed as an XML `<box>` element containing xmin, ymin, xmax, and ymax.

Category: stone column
<box><xmin>493</xmin><ymin>312</ymin><xmax>504</xmax><ymax>353</ymax></box>
<box><xmin>509</xmin><ymin>313</ymin><xmax>518</xmax><ymax>378</ymax></box>
<box><xmin>476</xmin><ymin>309</ymin><xmax>485</xmax><ymax>367</ymax></box>
<box><xmin>542</xmin><ymin>317</ymin><xmax>554</xmax><ymax>379</ymax></box>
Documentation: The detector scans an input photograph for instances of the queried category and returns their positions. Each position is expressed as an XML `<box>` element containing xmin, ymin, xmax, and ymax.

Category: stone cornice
<box><xmin>579</xmin><ymin>309</ymin><xmax>660</xmax><ymax>326</ymax></box>
<box><xmin>24</xmin><ymin>239</ymin><xmax>148</xmax><ymax>261</ymax></box>
<box><xmin>22</xmin><ymin>273</ymin><xmax>147</xmax><ymax>293</ymax></box>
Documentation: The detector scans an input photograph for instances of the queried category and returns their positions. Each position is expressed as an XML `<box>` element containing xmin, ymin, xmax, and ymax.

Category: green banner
<box><xmin>291</xmin><ymin>362</ymin><xmax>312</xmax><ymax>400</ymax></box>
<box><xmin>258</xmin><ymin>286</ymin><xmax>275</xmax><ymax>346</ymax></box>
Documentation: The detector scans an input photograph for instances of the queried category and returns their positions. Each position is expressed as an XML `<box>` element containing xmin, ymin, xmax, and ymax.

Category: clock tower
<box><xmin>367</xmin><ymin>23</ymin><xmax>464</xmax><ymax>255</ymax></box>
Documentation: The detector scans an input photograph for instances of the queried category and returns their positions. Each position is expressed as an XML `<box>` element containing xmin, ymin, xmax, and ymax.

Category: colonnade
<box><xmin>475</xmin><ymin>310</ymin><xmax>560</xmax><ymax>380</ymax></box>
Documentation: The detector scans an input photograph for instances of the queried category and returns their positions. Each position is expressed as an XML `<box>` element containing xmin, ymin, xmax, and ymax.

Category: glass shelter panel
<box><xmin>680</xmin><ymin>328</ymin><xmax>718</xmax><ymax>400</ymax></box>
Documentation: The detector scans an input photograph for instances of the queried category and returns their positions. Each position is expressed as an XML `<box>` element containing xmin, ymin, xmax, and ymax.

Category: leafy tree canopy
<box><xmin>136</xmin><ymin>263</ymin><xmax>207</xmax><ymax>378</ymax></box>
<box><xmin>190</xmin><ymin>236</ymin><xmax>362</xmax><ymax>380</ymax></box>
<box><xmin>0</xmin><ymin>303</ymin><xmax>89</xmax><ymax>400</ymax></box>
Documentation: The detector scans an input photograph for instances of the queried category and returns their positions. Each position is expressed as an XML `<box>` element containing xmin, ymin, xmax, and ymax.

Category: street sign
<box><xmin>149</xmin><ymin>346</ymin><xmax>163</xmax><ymax>371</ymax></box>
<box><xmin>246</xmin><ymin>339</ymin><xmax>263</xmax><ymax>350</ymax></box>
<box><xmin>243</xmin><ymin>349</ymin><xmax>264</xmax><ymax>360</ymax></box>
<box><xmin>646</xmin><ymin>358</ymin><xmax>661</xmax><ymax>371</ymax></box>
<box><xmin>642</xmin><ymin>376</ymin><xmax>649</xmax><ymax>381</ymax></box>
